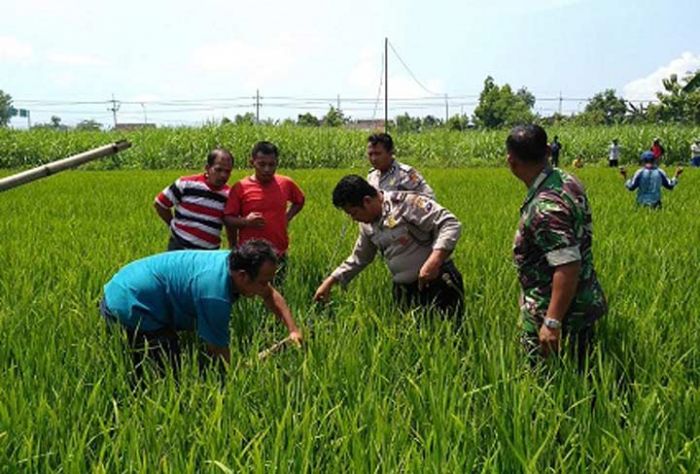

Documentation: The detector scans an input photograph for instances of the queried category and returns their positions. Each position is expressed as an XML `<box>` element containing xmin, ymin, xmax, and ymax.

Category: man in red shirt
<box><xmin>223</xmin><ymin>141</ymin><xmax>305</xmax><ymax>282</ymax></box>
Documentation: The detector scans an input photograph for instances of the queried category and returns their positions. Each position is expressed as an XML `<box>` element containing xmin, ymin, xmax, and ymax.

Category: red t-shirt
<box><xmin>224</xmin><ymin>175</ymin><xmax>305</xmax><ymax>255</ymax></box>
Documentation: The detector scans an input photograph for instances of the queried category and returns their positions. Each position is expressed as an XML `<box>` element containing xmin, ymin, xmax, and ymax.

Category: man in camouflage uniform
<box><xmin>366</xmin><ymin>133</ymin><xmax>435</xmax><ymax>198</ymax></box>
<box><xmin>313</xmin><ymin>175</ymin><xmax>463</xmax><ymax>320</ymax></box>
<box><xmin>507</xmin><ymin>125</ymin><xmax>607</xmax><ymax>369</ymax></box>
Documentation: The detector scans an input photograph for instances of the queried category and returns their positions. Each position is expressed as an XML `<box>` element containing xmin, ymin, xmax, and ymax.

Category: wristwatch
<box><xmin>543</xmin><ymin>317</ymin><xmax>562</xmax><ymax>330</ymax></box>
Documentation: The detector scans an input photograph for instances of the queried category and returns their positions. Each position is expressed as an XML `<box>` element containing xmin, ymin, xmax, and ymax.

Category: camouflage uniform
<box><xmin>332</xmin><ymin>191</ymin><xmax>463</xmax><ymax>317</ymax></box>
<box><xmin>367</xmin><ymin>161</ymin><xmax>435</xmax><ymax>198</ymax></box>
<box><xmin>513</xmin><ymin>168</ymin><xmax>607</xmax><ymax>365</ymax></box>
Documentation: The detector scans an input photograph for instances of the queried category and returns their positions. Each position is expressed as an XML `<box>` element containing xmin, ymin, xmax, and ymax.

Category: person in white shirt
<box><xmin>691</xmin><ymin>139</ymin><xmax>700</xmax><ymax>167</ymax></box>
<box><xmin>608</xmin><ymin>139</ymin><xmax>621</xmax><ymax>167</ymax></box>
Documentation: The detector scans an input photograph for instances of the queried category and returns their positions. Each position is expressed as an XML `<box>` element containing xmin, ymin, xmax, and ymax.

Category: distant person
<box><xmin>573</xmin><ymin>155</ymin><xmax>584</xmax><ymax>168</ymax></box>
<box><xmin>691</xmin><ymin>139</ymin><xmax>700</xmax><ymax>167</ymax></box>
<box><xmin>314</xmin><ymin>175</ymin><xmax>464</xmax><ymax>321</ymax></box>
<box><xmin>549</xmin><ymin>136</ymin><xmax>562</xmax><ymax>167</ymax></box>
<box><xmin>100</xmin><ymin>240</ymin><xmax>303</xmax><ymax>374</ymax></box>
<box><xmin>223</xmin><ymin>141</ymin><xmax>305</xmax><ymax>283</ymax></box>
<box><xmin>366</xmin><ymin>133</ymin><xmax>435</xmax><ymax>198</ymax></box>
<box><xmin>620</xmin><ymin>151</ymin><xmax>682</xmax><ymax>208</ymax></box>
<box><xmin>608</xmin><ymin>139</ymin><xmax>621</xmax><ymax>167</ymax></box>
<box><xmin>651</xmin><ymin>138</ymin><xmax>665</xmax><ymax>163</ymax></box>
<box><xmin>154</xmin><ymin>148</ymin><xmax>233</xmax><ymax>251</ymax></box>
<box><xmin>506</xmin><ymin>124</ymin><xmax>607</xmax><ymax>370</ymax></box>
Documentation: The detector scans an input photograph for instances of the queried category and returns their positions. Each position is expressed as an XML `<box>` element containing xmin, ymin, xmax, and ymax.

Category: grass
<box><xmin>0</xmin><ymin>167</ymin><xmax>699</xmax><ymax>472</ymax></box>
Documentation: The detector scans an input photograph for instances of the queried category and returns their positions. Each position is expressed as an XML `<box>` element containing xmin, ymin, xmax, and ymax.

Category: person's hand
<box><xmin>245</xmin><ymin>212</ymin><xmax>266</xmax><ymax>228</ymax></box>
<box><xmin>418</xmin><ymin>260</ymin><xmax>441</xmax><ymax>291</ymax></box>
<box><xmin>619</xmin><ymin>166</ymin><xmax>627</xmax><ymax>178</ymax></box>
<box><xmin>538</xmin><ymin>324</ymin><xmax>561</xmax><ymax>358</ymax></box>
<box><xmin>675</xmin><ymin>166</ymin><xmax>684</xmax><ymax>178</ymax></box>
<box><xmin>289</xmin><ymin>330</ymin><xmax>303</xmax><ymax>347</ymax></box>
<box><xmin>313</xmin><ymin>277</ymin><xmax>335</xmax><ymax>303</ymax></box>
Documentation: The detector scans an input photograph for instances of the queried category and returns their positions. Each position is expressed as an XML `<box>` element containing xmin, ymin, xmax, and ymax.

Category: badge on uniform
<box><xmin>386</xmin><ymin>215</ymin><xmax>398</xmax><ymax>228</ymax></box>
<box><xmin>413</xmin><ymin>196</ymin><xmax>432</xmax><ymax>212</ymax></box>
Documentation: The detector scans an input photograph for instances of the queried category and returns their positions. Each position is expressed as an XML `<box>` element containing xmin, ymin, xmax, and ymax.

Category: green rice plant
<box><xmin>0</xmin><ymin>167</ymin><xmax>699</xmax><ymax>472</ymax></box>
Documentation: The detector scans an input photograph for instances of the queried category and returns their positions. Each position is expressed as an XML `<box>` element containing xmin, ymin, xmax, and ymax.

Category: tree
<box><xmin>75</xmin><ymin>119</ymin><xmax>102</xmax><ymax>131</ymax></box>
<box><xmin>297</xmin><ymin>113</ymin><xmax>320</xmax><ymax>127</ymax></box>
<box><xmin>234</xmin><ymin>112</ymin><xmax>256</xmax><ymax>125</ymax></box>
<box><xmin>322</xmin><ymin>106</ymin><xmax>347</xmax><ymax>127</ymax></box>
<box><xmin>581</xmin><ymin>89</ymin><xmax>627</xmax><ymax>125</ymax></box>
<box><xmin>446</xmin><ymin>114</ymin><xmax>470</xmax><ymax>131</ymax></box>
<box><xmin>395</xmin><ymin>113</ymin><xmax>421</xmax><ymax>133</ymax></box>
<box><xmin>421</xmin><ymin>115</ymin><xmax>443</xmax><ymax>130</ymax></box>
<box><xmin>472</xmin><ymin>76</ymin><xmax>535</xmax><ymax>129</ymax></box>
<box><xmin>651</xmin><ymin>72</ymin><xmax>700</xmax><ymax>124</ymax></box>
<box><xmin>0</xmin><ymin>90</ymin><xmax>13</xmax><ymax>127</ymax></box>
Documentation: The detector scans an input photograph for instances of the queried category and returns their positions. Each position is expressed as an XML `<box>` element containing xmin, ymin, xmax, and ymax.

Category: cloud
<box><xmin>48</xmin><ymin>52</ymin><xmax>108</xmax><ymax>66</ymax></box>
<box><xmin>0</xmin><ymin>36</ymin><xmax>33</xmax><ymax>61</ymax></box>
<box><xmin>190</xmin><ymin>34</ymin><xmax>319</xmax><ymax>89</ymax></box>
<box><xmin>623</xmin><ymin>51</ymin><xmax>700</xmax><ymax>101</ymax></box>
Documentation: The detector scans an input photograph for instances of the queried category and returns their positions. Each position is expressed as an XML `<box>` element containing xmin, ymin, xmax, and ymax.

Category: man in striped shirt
<box><xmin>154</xmin><ymin>148</ymin><xmax>233</xmax><ymax>250</ymax></box>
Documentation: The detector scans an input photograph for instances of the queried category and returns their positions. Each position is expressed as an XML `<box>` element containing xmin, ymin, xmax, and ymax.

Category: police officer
<box><xmin>366</xmin><ymin>133</ymin><xmax>435</xmax><ymax>198</ymax></box>
<box><xmin>313</xmin><ymin>175</ymin><xmax>463</xmax><ymax>319</ymax></box>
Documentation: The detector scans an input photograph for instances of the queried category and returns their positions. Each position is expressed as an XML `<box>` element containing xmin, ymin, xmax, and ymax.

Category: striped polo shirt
<box><xmin>155</xmin><ymin>174</ymin><xmax>230</xmax><ymax>249</ymax></box>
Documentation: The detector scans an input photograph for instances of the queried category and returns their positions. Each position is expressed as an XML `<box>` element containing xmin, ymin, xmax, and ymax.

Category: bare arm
<box><xmin>286</xmin><ymin>202</ymin><xmax>304</xmax><ymax>223</ymax></box>
<box><xmin>261</xmin><ymin>285</ymin><xmax>303</xmax><ymax>344</ymax></box>
<box><xmin>154</xmin><ymin>202</ymin><xmax>173</xmax><ymax>226</ymax></box>
<box><xmin>539</xmin><ymin>260</ymin><xmax>581</xmax><ymax>356</ymax></box>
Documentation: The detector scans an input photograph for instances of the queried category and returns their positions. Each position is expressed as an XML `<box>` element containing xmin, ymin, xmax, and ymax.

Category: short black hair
<box><xmin>332</xmin><ymin>175</ymin><xmax>378</xmax><ymax>208</ymax></box>
<box><xmin>251</xmin><ymin>141</ymin><xmax>279</xmax><ymax>159</ymax></box>
<box><xmin>506</xmin><ymin>125</ymin><xmax>549</xmax><ymax>164</ymax></box>
<box><xmin>207</xmin><ymin>147</ymin><xmax>233</xmax><ymax>167</ymax></box>
<box><xmin>368</xmin><ymin>133</ymin><xmax>394</xmax><ymax>153</ymax></box>
<box><xmin>228</xmin><ymin>239</ymin><xmax>278</xmax><ymax>280</ymax></box>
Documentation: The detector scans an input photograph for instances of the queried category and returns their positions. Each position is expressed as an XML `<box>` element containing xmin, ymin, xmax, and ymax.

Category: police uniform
<box><xmin>331</xmin><ymin>191</ymin><xmax>464</xmax><ymax>318</ymax></box>
<box><xmin>367</xmin><ymin>161</ymin><xmax>435</xmax><ymax>198</ymax></box>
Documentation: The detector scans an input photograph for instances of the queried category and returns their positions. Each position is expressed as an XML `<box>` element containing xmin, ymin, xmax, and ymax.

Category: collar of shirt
<box><xmin>520</xmin><ymin>167</ymin><xmax>553</xmax><ymax>214</ymax></box>
<box><xmin>379</xmin><ymin>160</ymin><xmax>398</xmax><ymax>180</ymax></box>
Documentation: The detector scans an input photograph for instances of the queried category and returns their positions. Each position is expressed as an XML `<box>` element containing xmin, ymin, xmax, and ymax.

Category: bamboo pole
<box><xmin>0</xmin><ymin>140</ymin><xmax>132</xmax><ymax>193</ymax></box>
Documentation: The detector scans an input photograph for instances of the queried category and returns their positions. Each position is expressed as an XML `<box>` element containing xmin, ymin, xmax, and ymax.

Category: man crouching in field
<box><xmin>314</xmin><ymin>175</ymin><xmax>464</xmax><ymax>322</ymax></box>
<box><xmin>99</xmin><ymin>240</ymin><xmax>302</xmax><ymax>375</ymax></box>
<box><xmin>507</xmin><ymin>125</ymin><xmax>607</xmax><ymax>370</ymax></box>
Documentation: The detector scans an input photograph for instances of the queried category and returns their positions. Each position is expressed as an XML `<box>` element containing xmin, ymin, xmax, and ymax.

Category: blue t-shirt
<box><xmin>103</xmin><ymin>251</ymin><xmax>237</xmax><ymax>347</ymax></box>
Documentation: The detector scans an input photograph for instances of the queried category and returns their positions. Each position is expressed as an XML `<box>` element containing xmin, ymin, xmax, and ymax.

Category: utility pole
<box><xmin>558</xmin><ymin>91</ymin><xmax>563</xmax><ymax>115</ymax></box>
<box><xmin>27</xmin><ymin>110</ymin><xmax>31</xmax><ymax>129</ymax></box>
<box><xmin>336</xmin><ymin>93</ymin><xmax>340</xmax><ymax>110</ymax></box>
<box><xmin>384</xmin><ymin>37</ymin><xmax>388</xmax><ymax>132</ymax></box>
<box><xmin>140</xmin><ymin>103</ymin><xmax>148</xmax><ymax>124</ymax></box>
<box><xmin>108</xmin><ymin>94</ymin><xmax>120</xmax><ymax>128</ymax></box>
<box><xmin>255</xmin><ymin>89</ymin><xmax>260</xmax><ymax>123</ymax></box>
<box><xmin>444</xmin><ymin>94</ymin><xmax>449</xmax><ymax>123</ymax></box>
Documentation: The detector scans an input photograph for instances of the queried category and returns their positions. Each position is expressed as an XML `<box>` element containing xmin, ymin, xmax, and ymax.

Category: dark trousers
<box><xmin>609</xmin><ymin>159</ymin><xmax>619</xmax><ymax>167</ymax></box>
<box><xmin>551</xmin><ymin>155</ymin><xmax>559</xmax><ymax>167</ymax></box>
<box><xmin>522</xmin><ymin>324</ymin><xmax>595</xmax><ymax>372</ymax></box>
<box><xmin>100</xmin><ymin>298</ymin><xmax>181</xmax><ymax>377</ymax></box>
<box><xmin>392</xmin><ymin>260</ymin><xmax>464</xmax><ymax>324</ymax></box>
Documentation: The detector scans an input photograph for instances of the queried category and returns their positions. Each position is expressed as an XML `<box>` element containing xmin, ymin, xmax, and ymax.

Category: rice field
<box><xmin>0</xmin><ymin>166</ymin><xmax>699</xmax><ymax>472</ymax></box>
<box><xmin>1</xmin><ymin>123</ymin><xmax>699</xmax><ymax>169</ymax></box>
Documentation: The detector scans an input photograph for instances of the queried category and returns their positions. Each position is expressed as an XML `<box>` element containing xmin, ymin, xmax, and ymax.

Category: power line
<box><xmin>387</xmin><ymin>40</ymin><xmax>442</xmax><ymax>97</ymax></box>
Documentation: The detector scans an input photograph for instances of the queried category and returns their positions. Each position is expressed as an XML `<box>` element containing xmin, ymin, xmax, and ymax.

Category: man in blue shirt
<box><xmin>100</xmin><ymin>240</ymin><xmax>302</xmax><ymax>373</ymax></box>
<box><xmin>620</xmin><ymin>151</ymin><xmax>683</xmax><ymax>208</ymax></box>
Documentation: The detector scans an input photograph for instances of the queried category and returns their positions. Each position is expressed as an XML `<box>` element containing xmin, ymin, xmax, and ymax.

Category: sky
<box><xmin>1</xmin><ymin>0</ymin><xmax>698</xmax><ymax>128</ymax></box>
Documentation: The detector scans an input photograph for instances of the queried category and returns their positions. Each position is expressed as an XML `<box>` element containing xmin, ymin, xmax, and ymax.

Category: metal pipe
<box><xmin>0</xmin><ymin>140</ymin><xmax>132</xmax><ymax>193</ymax></box>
